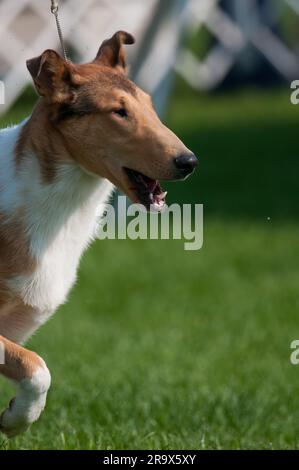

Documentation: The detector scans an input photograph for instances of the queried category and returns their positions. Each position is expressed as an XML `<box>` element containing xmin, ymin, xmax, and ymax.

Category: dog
<box><xmin>0</xmin><ymin>31</ymin><xmax>198</xmax><ymax>437</ymax></box>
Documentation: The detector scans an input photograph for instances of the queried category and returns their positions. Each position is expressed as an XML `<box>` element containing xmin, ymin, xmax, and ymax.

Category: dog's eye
<box><xmin>113</xmin><ymin>108</ymin><xmax>128</xmax><ymax>118</ymax></box>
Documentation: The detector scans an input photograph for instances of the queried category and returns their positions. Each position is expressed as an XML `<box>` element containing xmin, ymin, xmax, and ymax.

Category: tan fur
<box><xmin>16</xmin><ymin>62</ymin><xmax>187</xmax><ymax>198</ymax></box>
<box><xmin>0</xmin><ymin>212</ymin><xmax>35</xmax><ymax>280</ymax></box>
<box><xmin>15</xmin><ymin>103</ymin><xmax>73</xmax><ymax>182</ymax></box>
<box><xmin>0</xmin><ymin>334</ymin><xmax>43</xmax><ymax>381</ymax></box>
<box><xmin>0</xmin><ymin>301</ymin><xmax>39</xmax><ymax>344</ymax></box>
<box><xmin>0</xmin><ymin>31</ymin><xmax>196</xmax><ymax>437</ymax></box>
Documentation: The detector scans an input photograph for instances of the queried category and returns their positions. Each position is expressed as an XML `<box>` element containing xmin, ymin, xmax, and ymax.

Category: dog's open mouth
<box><xmin>124</xmin><ymin>168</ymin><xmax>167</xmax><ymax>212</ymax></box>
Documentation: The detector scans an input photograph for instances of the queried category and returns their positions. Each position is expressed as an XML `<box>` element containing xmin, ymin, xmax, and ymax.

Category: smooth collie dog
<box><xmin>0</xmin><ymin>31</ymin><xmax>197</xmax><ymax>437</ymax></box>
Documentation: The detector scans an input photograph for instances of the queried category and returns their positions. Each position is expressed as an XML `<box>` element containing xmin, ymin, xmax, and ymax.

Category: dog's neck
<box><xmin>0</xmin><ymin>107</ymin><xmax>114</xmax><ymax>252</ymax></box>
<box><xmin>0</xmin><ymin>111</ymin><xmax>114</xmax><ymax>317</ymax></box>
<box><xmin>16</xmin><ymin>101</ymin><xmax>77</xmax><ymax>182</ymax></box>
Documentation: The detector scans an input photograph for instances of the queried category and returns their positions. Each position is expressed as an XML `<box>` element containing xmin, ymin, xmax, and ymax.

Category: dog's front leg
<box><xmin>0</xmin><ymin>335</ymin><xmax>51</xmax><ymax>438</ymax></box>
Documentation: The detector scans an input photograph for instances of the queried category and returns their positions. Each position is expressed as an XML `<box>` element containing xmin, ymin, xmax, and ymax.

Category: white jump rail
<box><xmin>0</xmin><ymin>0</ymin><xmax>298</xmax><ymax>112</ymax></box>
<box><xmin>0</xmin><ymin>0</ymin><xmax>191</xmax><ymax>114</ymax></box>
<box><xmin>176</xmin><ymin>0</ymin><xmax>299</xmax><ymax>91</ymax></box>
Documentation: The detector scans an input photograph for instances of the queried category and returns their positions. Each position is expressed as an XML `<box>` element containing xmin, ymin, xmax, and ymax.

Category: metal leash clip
<box><xmin>51</xmin><ymin>1</ymin><xmax>59</xmax><ymax>15</ymax></box>
<box><xmin>50</xmin><ymin>0</ymin><xmax>68</xmax><ymax>61</ymax></box>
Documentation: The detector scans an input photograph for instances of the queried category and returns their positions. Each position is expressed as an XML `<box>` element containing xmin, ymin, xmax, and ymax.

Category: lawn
<box><xmin>1</xmin><ymin>84</ymin><xmax>299</xmax><ymax>450</ymax></box>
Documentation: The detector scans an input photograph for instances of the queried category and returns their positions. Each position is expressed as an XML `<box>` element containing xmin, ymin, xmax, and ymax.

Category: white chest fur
<box><xmin>0</xmin><ymin>123</ymin><xmax>114</xmax><ymax>319</ymax></box>
<box><xmin>16</xmin><ymin>166</ymin><xmax>113</xmax><ymax>317</ymax></box>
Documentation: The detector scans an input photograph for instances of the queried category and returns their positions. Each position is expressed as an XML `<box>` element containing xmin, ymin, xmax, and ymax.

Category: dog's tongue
<box><xmin>139</xmin><ymin>174</ymin><xmax>157</xmax><ymax>193</ymax></box>
<box><xmin>151</xmin><ymin>182</ymin><xmax>167</xmax><ymax>210</ymax></box>
<box><xmin>125</xmin><ymin>168</ymin><xmax>167</xmax><ymax>211</ymax></box>
<box><xmin>148</xmin><ymin>180</ymin><xmax>158</xmax><ymax>193</ymax></box>
<box><xmin>140</xmin><ymin>177</ymin><xmax>167</xmax><ymax>210</ymax></box>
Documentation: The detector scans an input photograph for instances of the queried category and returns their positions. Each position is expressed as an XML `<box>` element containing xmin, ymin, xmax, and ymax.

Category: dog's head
<box><xmin>27</xmin><ymin>31</ymin><xmax>198</xmax><ymax>211</ymax></box>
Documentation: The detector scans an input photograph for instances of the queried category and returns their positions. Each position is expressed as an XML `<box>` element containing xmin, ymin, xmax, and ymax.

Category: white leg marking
<box><xmin>0</xmin><ymin>365</ymin><xmax>51</xmax><ymax>438</ymax></box>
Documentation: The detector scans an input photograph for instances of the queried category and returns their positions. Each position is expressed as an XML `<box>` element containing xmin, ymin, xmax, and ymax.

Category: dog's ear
<box><xmin>26</xmin><ymin>50</ymin><xmax>75</xmax><ymax>104</ymax></box>
<box><xmin>94</xmin><ymin>31</ymin><xmax>135</xmax><ymax>71</ymax></box>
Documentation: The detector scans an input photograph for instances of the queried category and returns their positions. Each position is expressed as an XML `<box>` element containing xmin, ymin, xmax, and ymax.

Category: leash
<box><xmin>50</xmin><ymin>0</ymin><xmax>69</xmax><ymax>61</ymax></box>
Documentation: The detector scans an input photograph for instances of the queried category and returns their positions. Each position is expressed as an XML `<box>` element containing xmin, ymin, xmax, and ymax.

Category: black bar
<box><xmin>0</xmin><ymin>450</ymin><xmax>297</xmax><ymax>465</ymax></box>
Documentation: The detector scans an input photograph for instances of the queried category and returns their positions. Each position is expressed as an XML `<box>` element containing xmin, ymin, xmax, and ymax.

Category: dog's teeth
<box><xmin>147</xmin><ymin>182</ymin><xmax>157</xmax><ymax>192</ymax></box>
<box><xmin>157</xmin><ymin>191</ymin><xmax>167</xmax><ymax>201</ymax></box>
<box><xmin>151</xmin><ymin>200</ymin><xmax>166</xmax><ymax>212</ymax></box>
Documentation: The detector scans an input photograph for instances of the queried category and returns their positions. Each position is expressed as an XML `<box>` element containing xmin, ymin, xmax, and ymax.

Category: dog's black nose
<box><xmin>174</xmin><ymin>153</ymin><xmax>198</xmax><ymax>176</ymax></box>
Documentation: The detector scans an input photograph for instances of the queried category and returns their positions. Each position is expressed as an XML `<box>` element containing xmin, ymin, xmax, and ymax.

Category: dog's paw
<box><xmin>0</xmin><ymin>367</ymin><xmax>51</xmax><ymax>438</ymax></box>
<box><xmin>0</xmin><ymin>398</ymin><xmax>32</xmax><ymax>437</ymax></box>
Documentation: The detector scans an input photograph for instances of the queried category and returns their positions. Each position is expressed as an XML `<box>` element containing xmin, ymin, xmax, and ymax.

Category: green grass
<box><xmin>1</xmin><ymin>84</ymin><xmax>299</xmax><ymax>449</ymax></box>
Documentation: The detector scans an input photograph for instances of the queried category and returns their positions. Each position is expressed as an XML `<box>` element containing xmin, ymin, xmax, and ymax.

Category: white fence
<box><xmin>177</xmin><ymin>0</ymin><xmax>299</xmax><ymax>91</ymax></box>
<box><xmin>0</xmin><ymin>0</ymin><xmax>192</xmax><ymax>114</ymax></box>
<box><xmin>0</xmin><ymin>0</ymin><xmax>298</xmax><ymax>114</ymax></box>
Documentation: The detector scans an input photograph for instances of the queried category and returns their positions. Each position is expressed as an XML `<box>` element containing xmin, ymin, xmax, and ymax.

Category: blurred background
<box><xmin>0</xmin><ymin>0</ymin><xmax>299</xmax><ymax>450</ymax></box>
